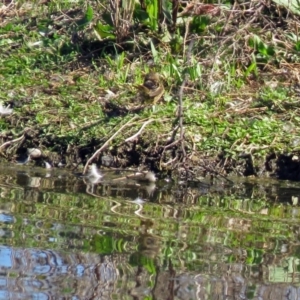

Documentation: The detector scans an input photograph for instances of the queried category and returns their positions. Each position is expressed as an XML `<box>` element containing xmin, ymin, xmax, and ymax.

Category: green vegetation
<box><xmin>0</xmin><ymin>0</ymin><xmax>300</xmax><ymax>177</ymax></box>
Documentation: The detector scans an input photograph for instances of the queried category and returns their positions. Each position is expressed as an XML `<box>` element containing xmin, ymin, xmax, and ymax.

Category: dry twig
<box><xmin>125</xmin><ymin>119</ymin><xmax>154</xmax><ymax>142</ymax></box>
<box><xmin>178</xmin><ymin>35</ymin><xmax>196</xmax><ymax>160</ymax></box>
<box><xmin>0</xmin><ymin>128</ymin><xmax>32</xmax><ymax>155</ymax></box>
<box><xmin>83</xmin><ymin>116</ymin><xmax>138</xmax><ymax>174</ymax></box>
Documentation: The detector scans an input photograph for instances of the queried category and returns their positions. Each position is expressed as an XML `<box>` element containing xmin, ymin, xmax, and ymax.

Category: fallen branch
<box><xmin>160</xmin><ymin>154</ymin><xmax>179</xmax><ymax>169</ymax></box>
<box><xmin>0</xmin><ymin>128</ymin><xmax>32</xmax><ymax>154</ymax></box>
<box><xmin>125</xmin><ymin>119</ymin><xmax>154</xmax><ymax>142</ymax></box>
<box><xmin>158</xmin><ymin>139</ymin><xmax>180</xmax><ymax>170</ymax></box>
<box><xmin>83</xmin><ymin>116</ymin><xmax>138</xmax><ymax>174</ymax></box>
<box><xmin>0</xmin><ymin>135</ymin><xmax>25</xmax><ymax>152</ymax></box>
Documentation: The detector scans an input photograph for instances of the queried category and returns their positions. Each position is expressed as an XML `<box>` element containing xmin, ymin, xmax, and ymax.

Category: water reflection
<box><xmin>0</xmin><ymin>164</ymin><xmax>300</xmax><ymax>299</ymax></box>
<box><xmin>0</xmin><ymin>246</ymin><xmax>118</xmax><ymax>299</ymax></box>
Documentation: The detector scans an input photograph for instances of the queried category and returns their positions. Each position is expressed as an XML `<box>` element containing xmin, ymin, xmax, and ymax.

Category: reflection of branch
<box><xmin>83</xmin><ymin>116</ymin><xmax>138</xmax><ymax>174</ymax></box>
<box><xmin>112</xmin><ymin>171</ymin><xmax>156</xmax><ymax>182</ymax></box>
<box><xmin>133</xmin><ymin>202</ymin><xmax>146</xmax><ymax>219</ymax></box>
<box><xmin>85</xmin><ymin>183</ymin><xmax>122</xmax><ymax>215</ymax></box>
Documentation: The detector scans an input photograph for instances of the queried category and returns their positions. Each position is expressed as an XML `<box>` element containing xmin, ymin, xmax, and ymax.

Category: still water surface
<box><xmin>0</xmin><ymin>164</ymin><xmax>300</xmax><ymax>299</ymax></box>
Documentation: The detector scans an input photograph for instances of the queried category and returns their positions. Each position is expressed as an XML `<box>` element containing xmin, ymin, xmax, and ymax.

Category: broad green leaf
<box><xmin>94</xmin><ymin>22</ymin><xmax>116</xmax><ymax>40</ymax></box>
<box><xmin>150</xmin><ymin>40</ymin><xmax>158</xmax><ymax>62</ymax></box>
<box><xmin>76</xmin><ymin>5</ymin><xmax>94</xmax><ymax>28</ymax></box>
<box><xmin>146</xmin><ymin>0</ymin><xmax>158</xmax><ymax>31</ymax></box>
<box><xmin>244</xmin><ymin>61</ymin><xmax>257</xmax><ymax>77</ymax></box>
<box><xmin>85</xmin><ymin>5</ymin><xmax>93</xmax><ymax>22</ymax></box>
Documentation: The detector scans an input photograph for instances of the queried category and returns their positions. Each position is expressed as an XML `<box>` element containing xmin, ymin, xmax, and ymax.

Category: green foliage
<box><xmin>258</xmin><ymin>86</ymin><xmax>289</xmax><ymax>106</ymax></box>
<box><xmin>272</xmin><ymin>0</ymin><xmax>300</xmax><ymax>15</ymax></box>
<box><xmin>1</xmin><ymin>3</ymin><xmax>300</xmax><ymax>295</ymax></box>
<box><xmin>248</xmin><ymin>35</ymin><xmax>276</xmax><ymax>61</ymax></box>
<box><xmin>190</xmin><ymin>16</ymin><xmax>210</xmax><ymax>33</ymax></box>
<box><xmin>295</xmin><ymin>41</ymin><xmax>300</xmax><ymax>51</ymax></box>
<box><xmin>145</xmin><ymin>0</ymin><xmax>159</xmax><ymax>31</ymax></box>
<box><xmin>94</xmin><ymin>22</ymin><xmax>116</xmax><ymax>40</ymax></box>
<box><xmin>150</xmin><ymin>41</ymin><xmax>159</xmax><ymax>63</ymax></box>
<box><xmin>0</xmin><ymin>0</ymin><xmax>300</xmax><ymax>172</ymax></box>
<box><xmin>170</xmin><ymin>32</ymin><xmax>183</xmax><ymax>54</ymax></box>
<box><xmin>287</xmin><ymin>33</ymin><xmax>300</xmax><ymax>51</ymax></box>
<box><xmin>186</xmin><ymin>57</ymin><xmax>202</xmax><ymax>81</ymax></box>
<box><xmin>76</xmin><ymin>4</ymin><xmax>93</xmax><ymax>29</ymax></box>
<box><xmin>244</xmin><ymin>60</ymin><xmax>258</xmax><ymax>78</ymax></box>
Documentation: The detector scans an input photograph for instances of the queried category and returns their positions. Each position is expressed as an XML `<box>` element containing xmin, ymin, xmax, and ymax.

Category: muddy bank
<box><xmin>1</xmin><ymin>122</ymin><xmax>299</xmax><ymax>181</ymax></box>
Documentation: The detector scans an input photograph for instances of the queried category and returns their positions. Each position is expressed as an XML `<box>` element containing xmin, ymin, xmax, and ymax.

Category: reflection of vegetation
<box><xmin>0</xmin><ymin>0</ymin><xmax>300</xmax><ymax>176</ymax></box>
<box><xmin>91</xmin><ymin>235</ymin><xmax>114</xmax><ymax>254</ymax></box>
<box><xmin>0</xmin><ymin>178</ymin><xmax>299</xmax><ymax>268</ymax></box>
<box><xmin>1</xmin><ymin>170</ymin><xmax>300</xmax><ymax>298</ymax></box>
<box><xmin>130</xmin><ymin>253</ymin><xmax>156</xmax><ymax>274</ymax></box>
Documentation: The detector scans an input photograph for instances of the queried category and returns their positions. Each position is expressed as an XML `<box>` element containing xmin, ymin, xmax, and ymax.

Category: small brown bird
<box><xmin>136</xmin><ymin>72</ymin><xmax>165</xmax><ymax>105</ymax></box>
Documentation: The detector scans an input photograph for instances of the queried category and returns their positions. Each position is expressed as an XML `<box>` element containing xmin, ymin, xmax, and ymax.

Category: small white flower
<box><xmin>210</xmin><ymin>81</ymin><xmax>225</xmax><ymax>96</ymax></box>
<box><xmin>104</xmin><ymin>90</ymin><xmax>116</xmax><ymax>100</ymax></box>
<box><xmin>0</xmin><ymin>103</ymin><xmax>13</xmax><ymax>115</ymax></box>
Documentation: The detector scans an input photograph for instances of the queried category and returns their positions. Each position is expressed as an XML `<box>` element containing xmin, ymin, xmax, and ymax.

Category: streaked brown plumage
<box><xmin>136</xmin><ymin>72</ymin><xmax>165</xmax><ymax>104</ymax></box>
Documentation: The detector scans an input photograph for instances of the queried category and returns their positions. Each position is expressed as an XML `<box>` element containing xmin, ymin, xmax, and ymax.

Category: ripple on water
<box><xmin>0</xmin><ymin>165</ymin><xmax>299</xmax><ymax>299</ymax></box>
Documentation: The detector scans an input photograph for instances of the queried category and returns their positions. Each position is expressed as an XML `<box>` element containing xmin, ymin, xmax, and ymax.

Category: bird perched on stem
<box><xmin>136</xmin><ymin>72</ymin><xmax>165</xmax><ymax>105</ymax></box>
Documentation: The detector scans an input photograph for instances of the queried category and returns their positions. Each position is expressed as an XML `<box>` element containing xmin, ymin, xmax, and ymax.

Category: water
<box><xmin>0</xmin><ymin>164</ymin><xmax>300</xmax><ymax>299</ymax></box>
